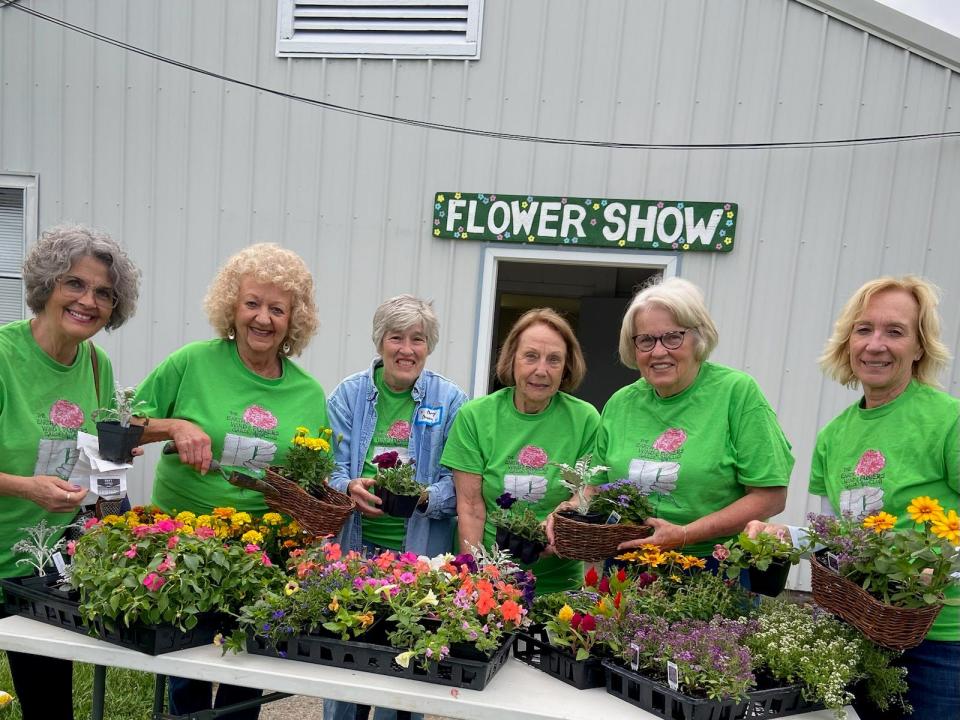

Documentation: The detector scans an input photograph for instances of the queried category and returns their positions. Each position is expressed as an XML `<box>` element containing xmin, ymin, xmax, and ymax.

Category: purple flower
<box><xmin>452</xmin><ymin>553</ymin><xmax>478</xmax><ymax>573</ymax></box>
<box><xmin>496</xmin><ymin>492</ymin><xmax>517</xmax><ymax>509</ymax></box>
<box><xmin>272</xmin><ymin>610</ymin><xmax>286</xmax><ymax>619</ymax></box>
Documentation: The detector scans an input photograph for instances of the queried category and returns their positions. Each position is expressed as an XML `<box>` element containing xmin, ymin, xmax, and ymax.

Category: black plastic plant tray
<box><xmin>246</xmin><ymin>630</ymin><xmax>514</xmax><ymax>690</ymax></box>
<box><xmin>1</xmin><ymin>576</ymin><xmax>227</xmax><ymax>656</ymax></box>
<box><xmin>512</xmin><ymin>632</ymin><xmax>606</xmax><ymax>690</ymax></box>
<box><xmin>742</xmin><ymin>683</ymin><xmax>824</xmax><ymax>719</ymax></box>
<box><xmin>603</xmin><ymin>660</ymin><xmax>749</xmax><ymax>720</ymax></box>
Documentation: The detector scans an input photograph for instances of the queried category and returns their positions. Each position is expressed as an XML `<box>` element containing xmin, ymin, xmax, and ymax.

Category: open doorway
<box><xmin>474</xmin><ymin>248</ymin><xmax>676</xmax><ymax>410</ymax></box>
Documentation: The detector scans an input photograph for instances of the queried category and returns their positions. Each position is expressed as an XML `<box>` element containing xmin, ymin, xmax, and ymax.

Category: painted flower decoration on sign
<box><xmin>243</xmin><ymin>405</ymin><xmax>278</xmax><ymax>431</ymax></box>
<box><xmin>387</xmin><ymin>420</ymin><xmax>411</xmax><ymax>441</ymax></box>
<box><xmin>517</xmin><ymin>445</ymin><xmax>548</xmax><ymax>469</ymax></box>
<box><xmin>854</xmin><ymin>449</ymin><xmax>885</xmax><ymax>478</ymax></box>
<box><xmin>50</xmin><ymin>399</ymin><xmax>85</xmax><ymax>429</ymax></box>
<box><xmin>653</xmin><ymin>427</ymin><xmax>687</xmax><ymax>453</ymax></box>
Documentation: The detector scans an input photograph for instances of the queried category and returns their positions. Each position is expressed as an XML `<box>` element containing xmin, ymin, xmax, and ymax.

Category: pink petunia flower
<box><xmin>399</xmin><ymin>572</ymin><xmax>416</xmax><ymax>584</ymax></box>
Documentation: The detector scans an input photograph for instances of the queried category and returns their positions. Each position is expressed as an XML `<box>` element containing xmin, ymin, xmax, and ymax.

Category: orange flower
<box><xmin>475</xmin><ymin>591</ymin><xmax>497</xmax><ymax>615</ymax></box>
<box><xmin>931</xmin><ymin>509</ymin><xmax>960</xmax><ymax>544</ymax></box>
<box><xmin>212</xmin><ymin>507</ymin><xmax>236</xmax><ymax>518</ymax></box>
<box><xmin>325</xmin><ymin>545</ymin><xmax>342</xmax><ymax>561</ymax></box>
<box><xmin>862</xmin><ymin>511</ymin><xmax>897</xmax><ymax>533</ymax></box>
<box><xmin>907</xmin><ymin>496</ymin><xmax>943</xmax><ymax>524</ymax></box>
<box><xmin>500</xmin><ymin>599</ymin><xmax>522</xmax><ymax>623</ymax></box>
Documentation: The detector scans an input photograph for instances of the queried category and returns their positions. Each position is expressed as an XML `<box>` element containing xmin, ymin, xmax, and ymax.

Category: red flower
<box><xmin>614</xmin><ymin>591</ymin><xmax>622</xmax><ymax>609</ymax></box>
<box><xmin>584</xmin><ymin>567</ymin><xmax>599</xmax><ymax>587</ymax></box>
<box><xmin>598</xmin><ymin>576</ymin><xmax>610</xmax><ymax>594</ymax></box>
<box><xmin>579</xmin><ymin>614</ymin><xmax>597</xmax><ymax>632</ymax></box>
<box><xmin>570</xmin><ymin>612</ymin><xmax>583</xmax><ymax>630</ymax></box>
<box><xmin>372</xmin><ymin>451</ymin><xmax>400</xmax><ymax>469</ymax></box>
<box><xmin>616</xmin><ymin>568</ymin><xmax>627</xmax><ymax>583</ymax></box>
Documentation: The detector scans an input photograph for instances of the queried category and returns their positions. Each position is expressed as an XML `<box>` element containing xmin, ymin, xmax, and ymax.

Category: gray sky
<box><xmin>874</xmin><ymin>0</ymin><xmax>960</xmax><ymax>38</ymax></box>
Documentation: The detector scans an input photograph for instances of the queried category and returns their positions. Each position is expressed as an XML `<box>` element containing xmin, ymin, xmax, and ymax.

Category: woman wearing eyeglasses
<box><xmin>0</xmin><ymin>224</ymin><xmax>141</xmax><ymax>720</ymax></box>
<box><xmin>580</xmin><ymin>277</ymin><xmax>794</xmax><ymax>557</ymax></box>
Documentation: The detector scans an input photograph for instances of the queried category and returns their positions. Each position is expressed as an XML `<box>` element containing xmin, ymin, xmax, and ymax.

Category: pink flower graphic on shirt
<box><xmin>387</xmin><ymin>420</ymin><xmax>411</xmax><ymax>441</ymax></box>
<box><xmin>49</xmin><ymin>399</ymin><xmax>85</xmax><ymax>429</ymax></box>
<box><xmin>242</xmin><ymin>405</ymin><xmax>277</xmax><ymax>430</ymax></box>
<box><xmin>517</xmin><ymin>445</ymin><xmax>548</xmax><ymax>469</ymax></box>
<box><xmin>854</xmin><ymin>450</ymin><xmax>886</xmax><ymax>478</ymax></box>
<box><xmin>653</xmin><ymin>428</ymin><xmax>687</xmax><ymax>454</ymax></box>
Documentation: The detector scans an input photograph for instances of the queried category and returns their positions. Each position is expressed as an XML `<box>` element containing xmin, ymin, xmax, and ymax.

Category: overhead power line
<box><xmin>6</xmin><ymin>1</ymin><xmax>960</xmax><ymax>150</ymax></box>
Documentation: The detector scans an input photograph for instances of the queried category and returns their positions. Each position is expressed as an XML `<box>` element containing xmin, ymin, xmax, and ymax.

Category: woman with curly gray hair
<box><xmin>134</xmin><ymin>243</ymin><xmax>328</xmax><ymax>719</ymax></box>
<box><xmin>0</xmin><ymin>223</ymin><xmax>141</xmax><ymax>720</ymax></box>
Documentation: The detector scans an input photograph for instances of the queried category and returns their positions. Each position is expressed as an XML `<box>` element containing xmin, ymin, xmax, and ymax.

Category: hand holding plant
<box><xmin>372</xmin><ymin>451</ymin><xmax>421</xmax><ymax>497</ymax></box>
<box><xmin>552</xmin><ymin>454</ymin><xmax>608</xmax><ymax>516</ymax></box>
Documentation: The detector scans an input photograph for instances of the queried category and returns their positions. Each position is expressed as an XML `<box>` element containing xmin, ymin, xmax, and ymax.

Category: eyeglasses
<box><xmin>56</xmin><ymin>275</ymin><xmax>119</xmax><ymax>309</ymax></box>
<box><xmin>632</xmin><ymin>330</ymin><xmax>688</xmax><ymax>352</ymax></box>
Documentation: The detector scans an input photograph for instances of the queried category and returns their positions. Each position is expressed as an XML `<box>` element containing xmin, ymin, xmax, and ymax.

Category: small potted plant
<box><xmin>553</xmin><ymin>453</ymin><xmax>609</xmax><ymax>523</ymax></box>
<box><xmin>489</xmin><ymin>492</ymin><xmax>548</xmax><ymax>564</ymax></box>
<box><xmin>591</xmin><ymin>479</ymin><xmax>655</xmax><ymax>527</ymax></box>
<box><xmin>93</xmin><ymin>384</ymin><xmax>147</xmax><ymax>463</ymax></box>
<box><xmin>371</xmin><ymin>451</ymin><xmax>422</xmax><ymax>518</ymax></box>
<box><xmin>9</xmin><ymin>519</ymin><xmax>78</xmax><ymax>595</ymax></box>
<box><xmin>282</xmin><ymin>426</ymin><xmax>337</xmax><ymax>497</ymax></box>
<box><xmin>716</xmin><ymin>531</ymin><xmax>801</xmax><ymax>597</ymax></box>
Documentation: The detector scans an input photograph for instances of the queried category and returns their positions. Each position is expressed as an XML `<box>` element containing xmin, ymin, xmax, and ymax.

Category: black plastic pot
<box><xmin>96</xmin><ymin>421</ymin><xmax>144</xmax><ymax>463</ymax></box>
<box><xmin>557</xmin><ymin>510</ymin><xmax>606</xmax><ymax>525</ymax></box>
<box><xmin>748</xmin><ymin>557</ymin><xmax>791</xmax><ymax>597</ymax></box>
<box><xmin>375</xmin><ymin>486</ymin><xmax>420</xmax><ymax>518</ymax></box>
<box><xmin>495</xmin><ymin>527</ymin><xmax>545</xmax><ymax>564</ymax></box>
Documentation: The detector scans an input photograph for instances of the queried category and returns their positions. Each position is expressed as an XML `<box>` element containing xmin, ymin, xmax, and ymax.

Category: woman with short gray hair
<box><xmin>0</xmin><ymin>224</ymin><xmax>141</xmax><ymax>720</ymax></box>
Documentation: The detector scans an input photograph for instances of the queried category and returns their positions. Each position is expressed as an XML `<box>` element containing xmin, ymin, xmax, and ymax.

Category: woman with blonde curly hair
<box><xmin>134</xmin><ymin>243</ymin><xmax>328</xmax><ymax>719</ymax></box>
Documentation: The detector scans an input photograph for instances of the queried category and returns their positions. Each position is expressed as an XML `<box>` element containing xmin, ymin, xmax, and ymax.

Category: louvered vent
<box><xmin>0</xmin><ymin>186</ymin><xmax>24</xmax><ymax>321</ymax></box>
<box><xmin>277</xmin><ymin>0</ymin><xmax>482</xmax><ymax>58</ymax></box>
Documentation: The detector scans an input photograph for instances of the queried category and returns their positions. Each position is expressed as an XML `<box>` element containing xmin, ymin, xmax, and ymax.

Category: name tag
<box><xmin>415</xmin><ymin>405</ymin><xmax>443</xmax><ymax>426</ymax></box>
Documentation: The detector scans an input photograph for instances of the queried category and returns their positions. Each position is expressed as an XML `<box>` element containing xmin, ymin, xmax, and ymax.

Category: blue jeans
<box><xmin>167</xmin><ymin>676</ymin><xmax>262</xmax><ymax>719</ymax></box>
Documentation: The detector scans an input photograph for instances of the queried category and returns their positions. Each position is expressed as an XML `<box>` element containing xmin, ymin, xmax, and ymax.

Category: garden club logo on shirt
<box><xmin>629</xmin><ymin>427</ymin><xmax>688</xmax><ymax>497</ymax></box>
<box><xmin>221</xmin><ymin>404</ymin><xmax>280</xmax><ymax>470</ymax></box>
<box><xmin>503</xmin><ymin>445</ymin><xmax>549</xmax><ymax>502</ymax></box>
<box><xmin>838</xmin><ymin>449</ymin><xmax>887</xmax><ymax>518</ymax></box>
<box><xmin>33</xmin><ymin>399</ymin><xmax>85</xmax><ymax>479</ymax></box>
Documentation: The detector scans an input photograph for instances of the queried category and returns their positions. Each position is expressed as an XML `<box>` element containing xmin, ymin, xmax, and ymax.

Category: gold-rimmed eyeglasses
<box><xmin>56</xmin><ymin>275</ymin><xmax>118</xmax><ymax>309</ymax></box>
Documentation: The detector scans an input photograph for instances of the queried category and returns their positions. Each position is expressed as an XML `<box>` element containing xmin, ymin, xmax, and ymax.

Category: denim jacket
<box><xmin>327</xmin><ymin>358</ymin><xmax>468</xmax><ymax>556</ymax></box>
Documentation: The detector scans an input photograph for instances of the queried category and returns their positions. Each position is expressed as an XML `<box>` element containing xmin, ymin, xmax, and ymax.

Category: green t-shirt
<box><xmin>0</xmin><ymin>320</ymin><xmax>114</xmax><ymax>579</ymax></box>
<box><xmin>596</xmin><ymin>362</ymin><xmax>794</xmax><ymax>557</ymax></box>
<box><xmin>809</xmin><ymin>380</ymin><xmax>960</xmax><ymax>641</ymax></box>
<box><xmin>441</xmin><ymin>387</ymin><xmax>600</xmax><ymax>595</ymax></box>
<box><xmin>135</xmin><ymin>339</ymin><xmax>329</xmax><ymax>515</ymax></box>
<box><xmin>361</xmin><ymin>366</ymin><xmax>416</xmax><ymax>551</ymax></box>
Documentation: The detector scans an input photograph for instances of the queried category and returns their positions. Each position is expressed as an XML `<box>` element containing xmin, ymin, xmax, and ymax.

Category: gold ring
<box><xmin>65</xmin><ymin>491</ymin><xmax>71</xmax><ymax>501</ymax></box>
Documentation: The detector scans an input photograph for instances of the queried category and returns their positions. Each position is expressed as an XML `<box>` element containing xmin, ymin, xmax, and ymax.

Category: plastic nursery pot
<box><xmin>96</xmin><ymin>421</ymin><xmax>145</xmax><ymax>463</ymax></box>
<box><xmin>557</xmin><ymin>510</ymin><xmax>607</xmax><ymax>525</ymax></box>
<box><xmin>374</xmin><ymin>486</ymin><xmax>420</xmax><ymax>518</ymax></box>
<box><xmin>495</xmin><ymin>527</ymin><xmax>545</xmax><ymax>565</ymax></box>
<box><xmin>748</xmin><ymin>557</ymin><xmax>791</xmax><ymax>597</ymax></box>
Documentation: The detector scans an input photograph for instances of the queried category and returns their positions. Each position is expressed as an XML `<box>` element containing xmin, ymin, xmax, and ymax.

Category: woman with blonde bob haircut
<box><xmin>134</xmin><ymin>243</ymin><xmax>329</xmax><ymax>720</ymax></box>
<box><xmin>549</xmin><ymin>276</ymin><xmax>793</xmax><ymax>563</ymax></box>
<box><xmin>747</xmin><ymin>275</ymin><xmax>959</xmax><ymax>719</ymax></box>
<box><xmin>444</xmin><ymin>308</ymin><xmax>600</xmax><ymax>595</ymax></box>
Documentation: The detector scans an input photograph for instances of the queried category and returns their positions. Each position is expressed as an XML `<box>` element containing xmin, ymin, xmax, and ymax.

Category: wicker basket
<box><xmin>552</xmin><ymin>512</ymin><xmax>653</xmax><ymax>562</ymax></box>
<box><xmin>810</xmin><ymin>556</ymin><xmax>942</xmax><ymax>651</ymax></box>
<box><xmin>227</xmin><ymin>467</ymin><xmax>355</xmax><ymax>537</ymax></box>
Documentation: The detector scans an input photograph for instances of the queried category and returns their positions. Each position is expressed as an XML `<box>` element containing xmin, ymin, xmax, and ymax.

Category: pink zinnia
<box><xmin>143</xmin><ymin>572</ymin><xmax>166</xmax><ymax>592</ymax></box>
<box><xmin>124</xmin><ymin>544</ymin><xmax>138</xmax><ymax>559</ymax></box>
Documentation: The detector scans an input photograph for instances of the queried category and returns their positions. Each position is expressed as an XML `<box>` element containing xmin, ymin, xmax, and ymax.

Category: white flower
<box><xmin>415</xmin><ymin>590</ymin><xmax>439</xmax><ymax>607</ymax></box>
<box><xmin>394</xmin><ymin>650</ymin><xmax>415</xmax><ymax>668</ymax></box>
<box><xmin>0</xmin><ymin>690</ymin><xmax>13</xmax><ymax>707</ymax></box>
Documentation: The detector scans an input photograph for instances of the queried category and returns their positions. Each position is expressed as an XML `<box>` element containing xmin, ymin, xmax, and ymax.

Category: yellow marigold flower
<box><xmin>213</xmin><ymin>507</ymin><xmax>236</xmax><ymax>518</ymax></box>
<box><xmin>153</xmin><ymin>513</ymin><xmax>170</xmax><ymax>521</ymax></box>
<box><xmin>293</xmin><ymin>436</ymin><xmax>306</xmax><ymax>447</ymax></box>
<box><xmin>316</xmin><ymin>439</ymin><xmax>331</xmax><ymax>453</ymax></box>
<box><xmin>195</xmin><ymin>514</ymin><xmax>214</xmax><ymax>527</ymax></box>
<box><xmin>295</xmin><ymin>426</ymin><xmax>309</xmax><ymax>435</ymax></box>
<box><xmin>557</xmin><ymin>604</ymin><xmax>574</xmax><ymax>623</ymax></box>
<box><xmin>284</xmin><ymin>581</ymin><xmax>300</xmax><ymax>596</ymax></box>
<box><xmin>931</xmin><ymin>509</ymin><xmax>960</xmax><ymax>544</ymax></box>
<box><xmin>231</xmin><ymin>512</ymin><xmax>253</xmax><ymax>527</ymax></box>
<box><xmin>323</xmin><ymin>428</ymin><xmax>333</xmax><ymax>437</ymax></box>
<box><xmin>862</xmin><ymin>511</ymin><xmax>897</xmax><ymax>533</ymax></box>
<box><xmin>262</xmin><ymin>512</ymin><xmax>283</xmax><ymax>526</ymax></box>
<box><xmin>175</xmin><ymin>511</ymin><xmax>197</xmax><ymax>524</ymax></box>
<box><xmin>181</xmin><ymin>525</ymin><xmax>194</xmax><ymax>535</ymax></box>
<box><xmin>102</xmin><ymin>514</ymin><xmax>125</xmax><ymax>526</ymax></box>
<box><xmin>215</xmin><ymin>526</ymin><xmax>230</xmax><ymax>539</ymax></box>
<box><xmin>284</xmin><ymin>520</ymin><xmax>301</xmax><ymax>536</ymax></box>
<box><xmin>907</xmin><ymin>496</ymin><xmax>943</xmax><ymax>524</ymax></box>
<box><xmin>241</xmin><ymin>530</ymin><xmax>264</xmax><ymax>544</ymax></box>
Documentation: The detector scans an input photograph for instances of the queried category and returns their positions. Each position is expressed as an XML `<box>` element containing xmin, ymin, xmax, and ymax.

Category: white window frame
<box><xmin>276</xmin><ymin>0</ymin><xmax>483</xmax><ymax>59</ymax></box>
<box><xmin>472</xmin><ymin>247</ymin><xmax>678</xmax><ymax>398</ymax></box>
<box><xmin>0</xmin><ymin>173</ymin><xmax>39</xmax><ymax>323</ymax></box>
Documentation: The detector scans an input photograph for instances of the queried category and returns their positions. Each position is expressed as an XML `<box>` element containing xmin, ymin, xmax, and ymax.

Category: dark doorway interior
<box><xmin>489</xmin><ymin>261</ymin><xmax>662</xmax><ymax>410</ymax></box>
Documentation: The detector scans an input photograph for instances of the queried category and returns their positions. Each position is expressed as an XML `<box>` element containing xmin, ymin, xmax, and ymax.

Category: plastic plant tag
<box><xmin>667</xmin><ymin>660</ymin><xmax>679</xmax><ymax>690</ymax></box>
<box><xmin>52</xmin><ymin>552</ymin><xmax>67</xmax><ymax>576</ymax></box>
<box><xmin>605</xmin><ymin>511</ymin><xmax>622</xmax><ymax>525</ymax></box>
<box><xmin>826</xmin><ymin>551</ymin><xmax>840</xmax><ymax>572</ymax></box>
<box><xmin>630</xmin><ymin>643</ymin><xmax>640</xmax><ymax>671</ymax></box>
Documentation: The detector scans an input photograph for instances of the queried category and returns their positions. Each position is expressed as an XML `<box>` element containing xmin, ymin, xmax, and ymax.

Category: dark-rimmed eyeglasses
<box><xmin>632</xmin><ymin>330</ymin><xmax>688</xmax><ymax>352</ymax></box>
<box><xmin>56</xmin><ymin>275</ymin><xmax>119</xmax><ymax>309</ymax></box>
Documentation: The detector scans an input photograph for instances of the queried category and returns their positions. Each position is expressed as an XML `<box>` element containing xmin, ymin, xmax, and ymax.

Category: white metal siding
<box><xmin>1</xmin><ymin>2</ymin><xmax>958</xmax><ymax>591</ymax></box>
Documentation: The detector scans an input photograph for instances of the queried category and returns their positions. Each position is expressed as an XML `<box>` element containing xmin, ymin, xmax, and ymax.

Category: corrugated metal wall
<box><xmin>2</xmin><ymin>1</ymin><xmax>958</xmax><ymax>586</ymax></box>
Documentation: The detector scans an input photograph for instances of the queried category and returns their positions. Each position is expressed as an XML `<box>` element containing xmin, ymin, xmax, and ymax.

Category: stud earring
<box><xmin>227</xmin><ymin>328</ymin><xmax>236</xmax><ymax>340</ymax></box>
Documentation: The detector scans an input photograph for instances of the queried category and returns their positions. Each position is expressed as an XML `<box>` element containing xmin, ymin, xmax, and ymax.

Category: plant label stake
<box><xmin>667</xmin><ymin>660</ymin><xmax>679</xmax><ymax>691</ymax></box>
<box><xmin>630</xmin><ymin>643</ymin><xmax>640</xmax><ymax>672</ymax></box>
<box><xmin>605</xmin><ymin>511</ymin><xmax>622</xmax><ymax>525</ymax></box>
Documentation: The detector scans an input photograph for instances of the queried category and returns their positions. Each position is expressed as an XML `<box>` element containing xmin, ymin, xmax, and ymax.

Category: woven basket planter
<box><xmin>552</xmin><ymin>512</ymin><xmax>653</xmax><ymax>562</ymax></box>
<box><xmin>810</xmin><ymin>556</ymin><xmax>942</xmax><ymax>651</ymax></box>
<box><xmin>227</xmin><ymin>467</ymin><xmax>355</xmax><ymax>537</ymax></box>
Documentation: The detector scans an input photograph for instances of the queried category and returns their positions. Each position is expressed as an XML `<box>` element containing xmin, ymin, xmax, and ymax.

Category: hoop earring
<box><xmin>281</xmin><ymin>340</ymin><xmax>291</xmax><ymax>355</ymax></box>
<box><xmin>227</xmin><ymin>328</ymin><xmax>236</xmax><ymax>340</ymax></box>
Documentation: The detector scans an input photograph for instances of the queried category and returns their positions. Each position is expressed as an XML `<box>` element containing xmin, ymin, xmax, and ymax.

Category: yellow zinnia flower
<box><xmin>907</xmin><ymin>496</ymin><xmax>943</xmax><ymax>524</ymax></box>
<box><xmin>931</xmin><ymin>509</ymin><xmax>960</xmax><ymax>544</ymax></box>
<box><xmin>862</xmin><ymin>511</ymin><xmax>897</xmax><ymax>533</ymax></box>
<box><xmin>557</xmin><ymin>604</ymin><xmax>574</xmax><ymax>623</ymax></box>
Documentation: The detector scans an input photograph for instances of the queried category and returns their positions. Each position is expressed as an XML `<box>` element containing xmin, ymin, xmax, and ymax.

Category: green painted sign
<box><xmin>432</xmin><ymin>192</ymin><xmax>736</xmax><ymax>253</ymax></box>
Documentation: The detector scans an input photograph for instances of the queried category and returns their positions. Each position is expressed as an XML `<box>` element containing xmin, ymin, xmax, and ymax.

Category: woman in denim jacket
<box><xmin>324</xmin><ymin>295</ymin><xmax>466</xmax><ymax>720</ymax></box>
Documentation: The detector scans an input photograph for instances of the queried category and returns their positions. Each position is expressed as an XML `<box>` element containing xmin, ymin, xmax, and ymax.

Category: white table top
<box><xmin>0</xmin><ymin>616</ymin><xmax>856</xmax><ymax>720</ymax></box>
